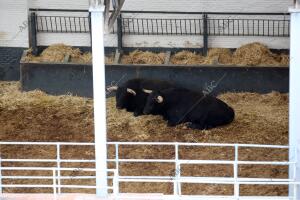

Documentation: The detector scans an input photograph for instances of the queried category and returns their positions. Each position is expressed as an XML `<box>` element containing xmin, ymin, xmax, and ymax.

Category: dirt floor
<box><xmin>0</xmin><ymin>81</ymin><xmax>289</xmax><ymax>196</ymax></box>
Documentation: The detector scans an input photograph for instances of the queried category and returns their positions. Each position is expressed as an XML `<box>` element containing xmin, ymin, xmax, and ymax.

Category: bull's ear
<box><xmin>127</xmin><ymin>88</ymin><xmax>136</xmax><ymax>96</ymax></box>
<box><xmin>142</xmin><ymin>89</ymin><xmax>153</xmax><ymax>94</ymax></box>
<box><xmin>156</xmin><ymin>95</ymin><xmax>164</xmax><ymax>103</ymax></box>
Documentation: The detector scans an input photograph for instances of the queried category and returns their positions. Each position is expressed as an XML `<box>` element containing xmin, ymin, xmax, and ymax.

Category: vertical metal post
<box><xmin>202</xmin><ymin>14</ymin><xmax>208</xmax><ymax>56</ymax></box>
<box><xmin>52</xmin><ymin>169</ymin><xmax>57</xmax><ymax>198</ymax></box>
<box><xmin>234</xmin><ymin>145</ymin><xmax>239</xmax><ymax>199</ymax></box>
<box><xmin>289</xmin><ymin>4</ymin><xmax>300</xmax><ymax>199</ymax></box>
<box><xmin>56</xmin><ymin>144</ymin><xmax>61</xmax><ymax>194</ymax></box>
<box><xmin>89</xmin><ymin>3</ymin><xmax>108</xmax><ymax>197</ymax></box>
<box><xmin>115</xmin><ymin>144</ymin><xmax>119</xmax><ymax>195</ymax></box>
<box><xmin>173</xmin><ymin>143</ymin><xmax>179</xmax><ymax>197</ymax></box>
<box><xmin>29</xmin><ymin>12</ymin><xmax>38</xmax><ymax>56</ymax></box>
<box><xmin>117</xmin><ymin>14</ymin><xmax>123</xmax><ymax>52</ymax></box>
<box><xmin>0</xmin><ymin>156</ymin><xmax>2</xmax><ymax>194</ymax></box>
<box><xmin>89</xmin><ymin>12</ymin><xmax>92</xmax><ymax>47</ymax></box>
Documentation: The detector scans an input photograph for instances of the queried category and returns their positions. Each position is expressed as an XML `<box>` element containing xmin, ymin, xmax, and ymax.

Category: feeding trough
<box><xmin>20</xmin><ymin>43</ymin><xmax>289</xmax><ymax>98</ymax></box>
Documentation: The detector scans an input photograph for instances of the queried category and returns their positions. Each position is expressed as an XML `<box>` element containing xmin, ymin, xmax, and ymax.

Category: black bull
<box><xmin>143</xmin><ymin>88</ymin><xmax>235</xmax><ymax>130</ymax></box>
<box><xmin>107</xmin><ymin>78</ymin><xmax>173</xmax><ymax>116</ymax></box>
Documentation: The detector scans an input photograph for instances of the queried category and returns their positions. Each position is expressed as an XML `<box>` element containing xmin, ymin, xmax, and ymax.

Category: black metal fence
<box><xmin>121</xmin><ymin>18</ymin><xmax>204</xmax><ymax>35</ymax></box>
<box><xmin>207</xmin><ymin>18</ymin><xmax>289</xmax><ymax>37</ymax></box>
<box><xmin>36</xmin><ymin>16</ymin><xmax>90</xmax><ymax>33</ymax></box>
<box><xmin>121</xmin><ymin>17</ymin><xmax>290</xmax><ymax>37</ymax></box>
<box><xmin>28</xmin><ymin>9</ymin><xmax>290</xmax><ymax>55</ymax></box>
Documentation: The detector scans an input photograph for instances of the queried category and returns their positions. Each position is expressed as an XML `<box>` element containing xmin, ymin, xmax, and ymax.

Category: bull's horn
<box><xmin>127</xmin><ymin>88</ymin><xmax>136</xmax><ymax>96</ymax></box>
<box><xmin>156</xmin><ymin>95</ymin><xmax>163</xmax><ymax>103</ymax></box>
<box><xmin>142</xmin><ymin>89</ymin><xmax>153</xmax><ymax>94</ymax></box>
<box><xmin>106</xmin><ymin>86</ymin><xmax>118</xmax><ymax>92</ymax></box>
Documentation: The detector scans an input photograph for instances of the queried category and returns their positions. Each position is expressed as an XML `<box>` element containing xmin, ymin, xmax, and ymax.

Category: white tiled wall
<box><xmin>0</xmin><ymin>0</ymin><xmax>29</xmax><ymax>47</ymax></box>
<box><xmin>0</xmin><ymin>0</ymin><xmax>292</xmax><ymax>48</ymax></box>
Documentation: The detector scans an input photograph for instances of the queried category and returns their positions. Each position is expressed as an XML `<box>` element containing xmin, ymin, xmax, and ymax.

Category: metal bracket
<box><xmin>104</xmin><ymin>0</ymin><xmax>125</xmax><ymax>32</ymax></box>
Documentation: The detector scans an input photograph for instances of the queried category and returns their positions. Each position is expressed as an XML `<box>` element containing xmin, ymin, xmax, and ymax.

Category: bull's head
<box><xmin>143</xmin><ymin>91</ymin><xmax>164</xmax><ymax>114</ymax></box>
<box><xmin>111</xmin><ymin>86</ymin><xmax>137</xmax><ymax>110</ymax></box>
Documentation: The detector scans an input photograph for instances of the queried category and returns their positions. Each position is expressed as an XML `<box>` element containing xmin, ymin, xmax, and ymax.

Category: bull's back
<box><xmin>204</xmin><ymin>97</ymin><xmax>235</xmax><ymax>126</ymax></box>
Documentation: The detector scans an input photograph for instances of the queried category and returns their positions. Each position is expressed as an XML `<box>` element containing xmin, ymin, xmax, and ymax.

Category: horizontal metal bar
<box><xmin>108</xmin><ymin>159</ymin><xmax>175</xmax><ymax>163</ymax></box>
<box><xmin>109</xmin><ymin>159</ymin><xmax>292</xmax><ymax>165</ymax></box>
<box><xmin>119</xmin><ymin>176</ymin><xmax>292</xmax><ymax>182</ymax></box>
<box><xmin>0</xmin><ymin>141</ymin><xmax>288</xmax><ymax>148</ymax></box>
<box><xmin>1</xmin><ymin>159</ymin><xmax>95</xmax><ymax>163</ymax></box>
<box><xmin>28</xmin><ymin>9</ymin><xmax>291</xmax><ymax>15</ymax></box>
<box><xmin>0</xmin><ymin>142</ymin><xmax>95</xmax><ymax>145</ymax></box>
<box><xmin>1</xmin><ymin>184</ymin><xmax>113</xmax><ymax>189</ymax></box>
<box><xmin>118</xmin><ymin>178</ymin><xmax>300</xmax><ymax>185</ymax></box>
<box><xmin>0</xmin><ymin>167</ymin><xmax>115</xmax><ymax>172</ymax></box>
<box><xmin>7</xmin><ymin>158</ymin><xmax>292</xmax><ymax>165</ymax></box>
<box><xmin>29</xmin><ymin>8</ymin><xmax>88</xmax><ymax>12</ymax></box>
<box><xmin>120</xmin><ymin>10</ymin><xmax>290</xmax><ymax>15</ymax></box>
<box><xmin>1</xmin><ymin>176</ymin><xmax>97</xmax><ymax>180</ymax></box>
<box><xmin>144</xmin><ymin>195</ymin><xmax>291</xmax><ymax>200</ymax></box>
<box><xmin>36</xmin><ymin>15</ymin><xmax>89</xmax><ymax>18</ymax></box>
<box><xmin>0</xmin><ymin>175</ymin><xmax>292</xmax><ymax>183</ymax></box>
<box><xmin>107</xmin><ymin>142</ymin><xmax>289</xmax><ymax>148</ymax></box>
<box><xmin>180</xmin><ymin>160</ymin><xmax>292</xmax><ymax>165</ymax></box>
<box><xmin>2</xmin><ymin>176</ymin><xmax>116</xmax><ymax>180</ymax></box>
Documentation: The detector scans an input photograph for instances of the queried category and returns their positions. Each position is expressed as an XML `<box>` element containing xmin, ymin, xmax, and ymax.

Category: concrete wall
<box><xmin>29</xmin><ymin>0</ymin><xmax>293</xmax><ymax>13</ymax></box>
<box><xmin>0</xmin><ymin>0</ymin><xmax>29</xmax><ymax>47</ymax></box>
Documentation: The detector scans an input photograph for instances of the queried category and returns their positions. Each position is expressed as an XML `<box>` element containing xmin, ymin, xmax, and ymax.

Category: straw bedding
<box><xmin>171</xmin><ymin>43</ymin><xmax>289</xmax><ymax>66</ymax></box>
<box><xmin>169</xmin><ymin>51</ymin><xmax>205</xmax><ymax>65</ymax></box>
<box><xmin>120</xmin><ymin>50</ymin><xmax>165</xmax><ymax>65</ymax></box>
<box><xmin>24</xmin><ymin>42</ymin><xmax>289</xmax><ymax>67</ymax></box>
<box><xmin>0</xmin><ymin>81</ymin><xmax>288</xmax><ymax>195</ymax></box>
<box><xmin>232</xmin><ymin>42</ymin><xmax>289</xmax><ymax>66</ymax></box>
<box><xmin>24</xmin><ymin>44</ymin><xmax>114</xmax><ymax>64</ymax></box>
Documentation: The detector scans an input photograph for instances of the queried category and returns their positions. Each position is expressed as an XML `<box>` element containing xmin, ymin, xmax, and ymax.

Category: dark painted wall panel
<box><xmin>21</xmin><ymin>62</ymin><xmax>289</xmax><ymax>98</ymax></box>
<box><xmin>0</xmin><ymin>47</ymin><xmax>25</xmax><ymax>81</ymax></box>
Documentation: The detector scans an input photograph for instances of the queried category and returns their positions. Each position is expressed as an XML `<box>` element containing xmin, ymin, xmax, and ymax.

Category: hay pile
<box><xmin>0</xmin><ymin>81</ymin><xmax>289</xmax><ymax>195</ymax></box>
<box><xmin>204</xmin><ymin>48</ymin><xmax>233</xmax><ymax>64</ymax></box>
<box><xmin>24</xmin><ymin>42</ymin><xmax>289</xmax><ymax>66</ymax></box>
<box><xmin>170</xmin><ymin>43</ymin><xmax>289</xmax><ymax>66</ymax></box>
<box><xmin>24</xmin><ymin>44</ymin><xmax>115</xmax><ymax>64</ymax></box>
<box><xmin>170</xmin><ymin>51</ymin><xmax>205</xmax><ymax>65</ymax></box>
<box><xmin>24</xmin><ymin>44</ymin><xmax>83</xmax><ymax>63</ymax></box>
<box><xmin>121</xmin><ymin>50</ymin><xmax>165</xmax><ymax>64</ymax></box>
<box><xmin>232</xmin><ymin>42</ymin><xmax>283</xmax><ymax>66</ymax></box>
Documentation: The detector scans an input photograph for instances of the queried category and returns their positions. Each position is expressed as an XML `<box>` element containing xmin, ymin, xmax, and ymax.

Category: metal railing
<box><xmin>207</xmin><ymin>18</ymin><xmax>289</xmax><ymax>37</ymax></box>
<box><xmin>121</xmin><ymin>18</ymin><xmax>204</xmax><ymax>35</ymax></box>
<box><xmin>28</xmin><ymin>9</ymin><xmax>290</xmax><ymax>54</ymax></box>
<box><xmin>29</xmin><ymin>9</ymin><xmax>290</xmax><ymax>37</ymax></box>
<box><xmin>121</xmin><ymin>14</ymin><xmax>290</xmax><ymax>37</ymax></box>
<box><xmin>0</xmin><ymin>141</ymin><xmax>298</xmax><ymax>199</ymax></box>
<box><xmin>0</xmin><ymin>142</ymin><xmax>118</xmax><ymax>196</ymax></box>
<box><xmin>36</xmin><ymin>16</ymin><xmax>90</xmax><ymax>33</ymax></box>
<box><xmin>107</xmin><ymin>141</ymin><xmax>295</xmax><ymax>199</ymax></box>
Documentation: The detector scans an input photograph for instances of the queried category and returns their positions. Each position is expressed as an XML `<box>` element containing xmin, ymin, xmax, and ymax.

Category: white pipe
<box><xmin>0</xmin><ymin>142</ymin><xmax>95</xmax><ymax>145</ymax></box>
<box><xmin>1</xmin><ymin>184</ymin><xmax>114</xmax><ymax>189</ymax></box>
<box><xmin>89</xmin><ymin>3</ymin><xmax>108</xmax><ymax>197</ymax></box>
<box><xmin>0</xmin><ymin>141</ymin><xmax>289</xmax><ymax>149</ymax></box>
<box><xmin>289</xmin><ymin>6</ymin><xmax>300</xmax><ymax>199</ymax></box>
